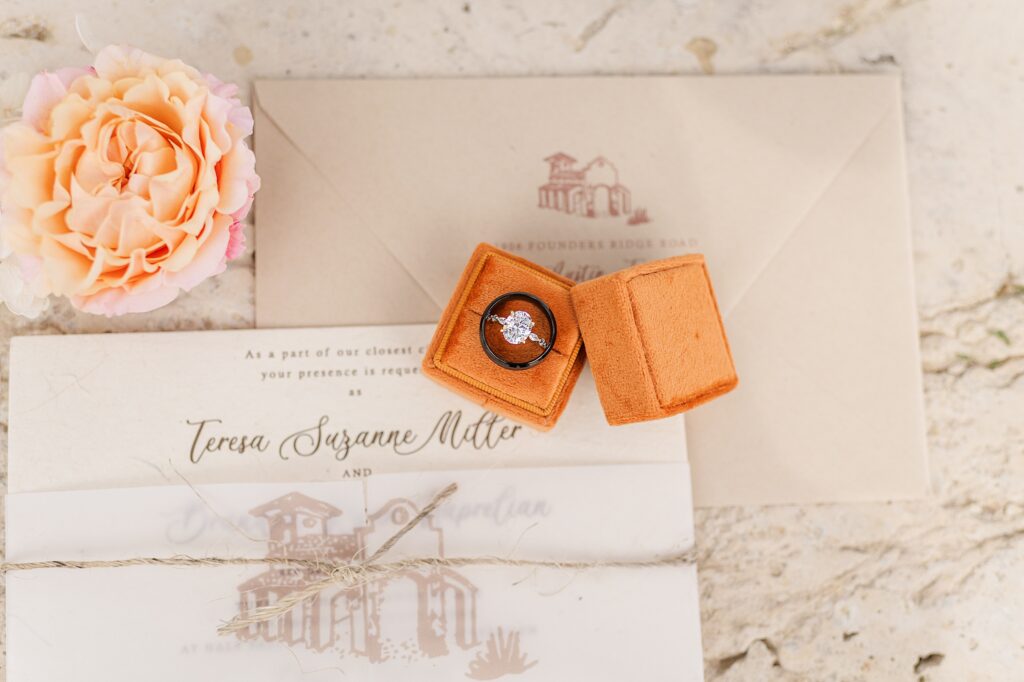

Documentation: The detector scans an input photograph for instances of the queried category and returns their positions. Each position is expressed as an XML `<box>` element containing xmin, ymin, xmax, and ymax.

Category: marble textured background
<box><xmin>0</xmin><ymin>1</ymin><xmax>1022</xmax><ymax>680</ymax></box>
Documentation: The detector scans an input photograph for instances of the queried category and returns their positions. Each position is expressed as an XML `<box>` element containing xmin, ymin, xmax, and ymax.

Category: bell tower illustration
<box><xmin>538</xmin><ymin>151</ymin><xmax>639</xmax><ymax>220</ymax></box>
<box><xmin>236</xmin><ymin>492</ymin><xmax>480</xmax><ymax>662</ymax></box>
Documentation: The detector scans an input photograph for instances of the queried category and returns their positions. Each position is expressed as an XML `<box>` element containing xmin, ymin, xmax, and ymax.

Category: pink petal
<box><xmin>202</xmin><ymin>72</ymin><xmax>253</xmax><ymax>137</ymax></box>
<box><xmin>71</xmin><ymin>279</ymin><xmax>181</xmax><ymax>316</ymax></box>
<box><xmin>21</xmin><ymin>67</ymin><xmax>90</xmax><ymax>132</ymax></box>
<box><xmin>224</xmin><ymin>220</ymin><xmax>246</xmax><ymax>260</ymax></box>
<box><xmin>92</xmin><ymin>44</ymin><xmax>163</xmax><ymax>80</ymax></box>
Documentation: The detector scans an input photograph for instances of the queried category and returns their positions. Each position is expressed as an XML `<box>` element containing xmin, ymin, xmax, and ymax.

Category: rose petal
<box><xmin>225</xmin><ymin>219</ymin><xmax>245</xmax><ymax>260</ymax></box>
<box><xmin>216</xmin><ymin>141</ymin><xmax>256</xmax><ymax>214</ymax></box>
<box><xmin>93</xmin><ymin>45</ymin><xmax>166</xmax><ymax>81</ymax></box>
<box><xmin>21</xmin><ymin>67</ymin><xmax>90</xmax><ymax>132</ymax></box>
<box><xmin>0</xmin><ymin>254</ymin><xmax>49</xmax><ymax>317</ymax></box>
<box><xmin>163</xmin><ymin>213</ymin><xmax>231</xmax><ymax>291</ymax></box>
<box><xmin>71</xmin><ymin>276</ymin><xmax>180</xmax><ymax>316</ymax></box>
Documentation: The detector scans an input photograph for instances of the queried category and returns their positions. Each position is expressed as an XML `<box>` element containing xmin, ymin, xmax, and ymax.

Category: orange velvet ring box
<box><xmin>422</xmin><ymin>243</ymin><xmax>737</xmax><ymax>430</ymax></box>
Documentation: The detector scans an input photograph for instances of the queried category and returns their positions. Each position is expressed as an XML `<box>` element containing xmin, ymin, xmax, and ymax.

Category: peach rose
<box><xmin>0</xmin><ymin>45</ymin><xmax>259</xmax><ymax>316</ymax></box>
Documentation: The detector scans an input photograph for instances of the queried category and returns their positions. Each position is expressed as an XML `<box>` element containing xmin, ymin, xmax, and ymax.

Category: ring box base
<box><xmin>422</xmin><ymin>244</ymin><xmax>585</xmax><ymax>431</ymax></box>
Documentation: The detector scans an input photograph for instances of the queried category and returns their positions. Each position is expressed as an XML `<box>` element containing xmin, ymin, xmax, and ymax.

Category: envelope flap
<box><xmin>669</xmin><ymin>75</ymin><xmax>902</xmax><ymax>315</ymax></box>
<box><xmin>685</xmin><ymin>102</ymin><xmax>929</xmax><ymax>506</ymax></box>
<box><xmin>253</xmin><ymin>76</ymin><xmax>901</xmax><ymax>313</ymax></box>
<box><xmin>253</xmin><ymin>82</ymin><xmax>441</xmax><ymax>326</ymax></box>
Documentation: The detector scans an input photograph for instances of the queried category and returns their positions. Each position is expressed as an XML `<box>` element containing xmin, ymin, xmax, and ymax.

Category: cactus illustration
<box><xmin>466</xmin><ymin>628</ymin><xmax>538</xmax><ymax>680</ymax></box>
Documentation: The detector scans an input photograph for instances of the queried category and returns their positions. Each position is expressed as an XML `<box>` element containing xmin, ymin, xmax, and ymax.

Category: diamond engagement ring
<box><xmin>480</xmin><ymin>292</ymin><xmax>557</xmax><ymax>370</ymax></box>
<box><xmin>486</xmin><ymin>311</ymin><xmax>549</xmax><ymax>349</ymax></box>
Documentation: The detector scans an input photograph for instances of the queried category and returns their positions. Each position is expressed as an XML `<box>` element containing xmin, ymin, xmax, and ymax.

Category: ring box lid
<box><xmin>570</xmin><ymin>254</ymin><xmax>738</xmax><ymax>425</ymax></box>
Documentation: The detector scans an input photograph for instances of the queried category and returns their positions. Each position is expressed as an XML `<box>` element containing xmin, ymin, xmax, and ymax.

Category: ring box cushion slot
<box><xmin>422</xmin><ymin>244</ymin><xmax>586</xmax><ymax>431</ymax></box>
<box><xmin>571</xmin><ymin>254</ymin><xmax>738</xmax><ymax>425</ymax></box>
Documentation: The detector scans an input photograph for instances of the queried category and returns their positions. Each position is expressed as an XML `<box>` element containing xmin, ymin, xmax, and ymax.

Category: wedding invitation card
<box><xmin>6</xmin><ymin>325</ymin><xmax>702</xmax><ymax>680</ymax></box>
<box><xmin>8</xmin><ymin>324</ymin><xmax>681</xmax><ymax>494</ymax></box>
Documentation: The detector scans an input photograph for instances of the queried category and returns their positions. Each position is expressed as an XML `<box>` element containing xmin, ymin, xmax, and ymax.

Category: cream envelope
<box><xmin>253</xmin><ymin>75</ymin><xmax>929</xmax><ymax>506</ymax></box>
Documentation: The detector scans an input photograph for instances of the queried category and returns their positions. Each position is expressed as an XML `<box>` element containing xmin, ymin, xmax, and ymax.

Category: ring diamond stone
<box><xmin>487</xmin><ymin>310</ymin><xmax>548</xmax><ymax>349</ymax></box>
<box><xmin>480</xmin><ymin>291</ymin><xmax>557</xmax><ymax>370</ymax></box>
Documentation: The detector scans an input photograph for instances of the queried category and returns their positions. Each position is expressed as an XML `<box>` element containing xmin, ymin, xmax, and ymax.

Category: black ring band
<box><xmin>479</xmin><ymin>292</ymin><xmax>557</xmax><ymax>370</ymax></box>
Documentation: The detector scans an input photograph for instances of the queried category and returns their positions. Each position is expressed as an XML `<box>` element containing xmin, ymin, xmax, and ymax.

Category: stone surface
<box><xmin>1</xmin><ymin>1</ymin><xmax>1022</xmax><ymax>679</ymax></box>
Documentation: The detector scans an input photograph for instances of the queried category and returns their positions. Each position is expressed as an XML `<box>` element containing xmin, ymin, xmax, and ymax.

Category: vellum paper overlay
<box><xmin>5</xmin><ymin>465</ymin><xmax>702</xmax><ymax>681</ymax></box>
